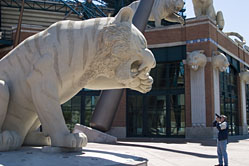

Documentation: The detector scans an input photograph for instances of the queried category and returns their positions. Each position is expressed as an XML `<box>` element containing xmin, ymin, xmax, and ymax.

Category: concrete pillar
<box><xmin>190</xmin><ymin>67</ymin><xmax>206</xmax><ymax>127</ymax></box>
<box><xmin>185</xmin><ymin>50</ymin><xmax>215</xmax><ymax>139</ymax></box>
<box><xmin>185</xmin><ymin>66</ymin><xmax>218</xmax><ymax>139</ymax></box>
<box><xmin>239</xmin><ymin>70</ymin><xmax>249</xmax><ymax>134</ymax></box>
<box><xmin>213</xmin><ymin>68</ymin><xmax>221</xmax><ymax>117</ymax></box>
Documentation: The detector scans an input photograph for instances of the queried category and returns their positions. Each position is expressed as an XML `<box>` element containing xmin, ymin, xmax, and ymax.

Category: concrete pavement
<box><xmin>0</xmin><ymin>135</ymin><xmax>248</xmax><ymax>166</ymax></box>
<box><xmin>112</xmin><ymin>135</ymin><xmax>249</xmax><ymax>166</ymax></box>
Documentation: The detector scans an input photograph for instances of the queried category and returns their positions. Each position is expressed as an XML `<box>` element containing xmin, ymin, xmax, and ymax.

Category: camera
<box><xmin>215</xmin><ymin>113</ymin><xmax>221</xmax><ymax>119</ymax></box>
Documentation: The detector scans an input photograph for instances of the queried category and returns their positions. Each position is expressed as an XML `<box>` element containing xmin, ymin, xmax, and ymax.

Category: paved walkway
<box><xmin>87</xmin><ymin>135</ymin><xmax>249</xmax><ymax>166</ymax></box>
<box><xmin>0</xmin><ymin>135</ymin><xmax>249</xmax><ymax>166</ymax></box>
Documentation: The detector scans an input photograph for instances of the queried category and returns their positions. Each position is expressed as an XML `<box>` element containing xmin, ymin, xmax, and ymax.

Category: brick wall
<box><xmin>144</xmin><ymin>16</ymin><xmax>249</xmax><ymax>129</ymax></box>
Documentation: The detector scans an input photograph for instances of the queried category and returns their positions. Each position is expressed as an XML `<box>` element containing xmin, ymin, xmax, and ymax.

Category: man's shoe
<box><xmin>214</xmin><ymin>164</ymin><xmax>222</xmax><ymax>166</ymax></box>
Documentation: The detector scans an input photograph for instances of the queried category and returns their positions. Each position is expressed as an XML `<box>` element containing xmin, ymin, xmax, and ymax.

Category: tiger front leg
<box><xmin>0</xmin><ymin>80</ymin><xmax>9</xmax><ymax>132</ymax></box>
<box><xmin>0</xmin><ymin>80</ymin><xmax>22</xmax><ymax>151</ymax></box>
<box><xmin>27</xmin><ymin>55</ymin><xmax>87</xmax><ymax>150</ymax></box>
<box><xmin>154</xmin><ymin>14</ymin><xmax>162</xmax><ymax>27</ymax></box>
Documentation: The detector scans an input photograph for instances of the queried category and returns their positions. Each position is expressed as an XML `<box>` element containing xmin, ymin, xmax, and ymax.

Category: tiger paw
<box><xmin>51</xmin><ymin>132</ymin><xmax>87</xmax><ymax>149</ymax></box>
<box><xmin>0</xmin><ymin>130</ymin><xmax>22</xmax><ymax>151</ymax></box>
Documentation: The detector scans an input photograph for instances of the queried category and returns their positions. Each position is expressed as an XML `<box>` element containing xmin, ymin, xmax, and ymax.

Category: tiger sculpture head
<box><xmin>240</xmin><ymin>70</ymin><xmax>249</xmax><ymax>84</ymax></box>
<box><xmin>212</xmin><ymin>51</ymin><xmax>229</xmax><ymax>72</ymax></box>
<box><xmin>84</xmin><ymin>7</ymin><xmax>156</xmax><ymax>93</ymax></box>
<box><xmin>186</xmin><ymin>50</ymin><xmax>207</xmax><ymax>71</ymax></box>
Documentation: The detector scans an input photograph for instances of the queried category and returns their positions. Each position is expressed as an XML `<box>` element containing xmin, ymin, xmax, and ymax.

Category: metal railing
<box><xmin>0</xmin><ymin>29</ymin><xmax>12</xmax><ymax>40</ymax></box>
<box><xmin>0</xmin><ymin>29</ymin><xmax>13</xmax><ymax>45</ymax></box>
<box><xmin>0</xmin><ymin>0</ymin><xmax>111</xmax><ymax>19</ymax></box>
<box><xmin>0</xmin><ymin>0</ymin><xmax>113</xmax><ymax>47</ymax></box>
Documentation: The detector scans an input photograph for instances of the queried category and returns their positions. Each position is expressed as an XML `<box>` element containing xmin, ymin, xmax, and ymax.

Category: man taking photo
<box><xmin>213</xmin><ymin>114</ymin><xmax>229</xmax><ymax>166</ymax></box>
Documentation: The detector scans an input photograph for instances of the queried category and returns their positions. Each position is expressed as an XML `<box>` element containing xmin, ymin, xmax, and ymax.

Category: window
<box><xmin>84</xmin><ymin>95</ymin><xmax>100</xmax><ymax>126</ymax></box>
<box><xmin>127</xmin><ymin>96</ymin><xmax>143</xmax><ymax>136</ymax></box>
<box><xmin>127</xmin><ymin>61</ymin><xmax>185</xmax><ymax>137</ymax></box>
<box><xmin>219</xmin><ymin>65</ymin><xmax>239</xmax><ymax>135</ymax></box>
<box><xmin>151</xmin><ymin>62</ymin><xmax>184</xmax><ymax>90</ymax></box>
<box><xmin>61</xmin><ymin>95</ymin><xmax>81</xmax><ymax>131</ymax></box>
<box><xmin>246</xmin><ymin>85</ymin><xmax>249</xmax><ymax>126</ymax></box>
<box><xmin>61</xmin><ymin>90</ymin><xmax>100</xmax><ymax>130</ymax></box>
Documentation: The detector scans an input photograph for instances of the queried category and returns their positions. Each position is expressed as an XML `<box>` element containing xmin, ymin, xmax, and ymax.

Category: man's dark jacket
<box><xmin>213</xmin><ymin>120</ymin><xmax>229</xmax><ymax>141</ymax></box>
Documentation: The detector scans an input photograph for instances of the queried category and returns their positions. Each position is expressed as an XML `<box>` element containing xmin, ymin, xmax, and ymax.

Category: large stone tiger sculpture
<box><xmin>128</xmin><ymin>0</ymin><xmax>184</xmax><ymax>27</ymax></box>
<box><xmin>0</xmin><ymin>7</ymin><xmax>156</xmax><ymax>151</ymax></box>
<box><xmin>192</xmin><ymin>0</ymin><xmax>224</xmax><ymax>30</ymax></box>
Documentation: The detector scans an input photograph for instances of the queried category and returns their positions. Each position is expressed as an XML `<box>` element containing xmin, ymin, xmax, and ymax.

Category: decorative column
<box><xmin>212</xmin><ymin>51</ymin><xmax>230</xmax><ymax>117</ymax></box>
<box><xmin>239</xmin><ymin>70</ymin><xmax>249</xmax><ymax>134</ymax></box>
<box><xmin>210</xmin><ymin>51</ymin><xmax>230</xmax><ymax>138</ymax></box>
<box><xmin>185</xmin><ymin>50</ymin><xmax>208</xmax><ymax>138</ymax></box>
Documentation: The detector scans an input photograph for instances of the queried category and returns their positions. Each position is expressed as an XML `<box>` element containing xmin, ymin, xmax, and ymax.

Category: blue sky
<box><xmin>185</xmin><ymin>0</ymin><xmax>249</xmax><ymax>45</ymax></box>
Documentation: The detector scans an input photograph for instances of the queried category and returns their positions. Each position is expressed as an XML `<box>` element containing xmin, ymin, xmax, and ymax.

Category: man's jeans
<box><xmin>217</xmin><ymin>139</ymin><xmax>228</xmax><ymax>166</ymax></box>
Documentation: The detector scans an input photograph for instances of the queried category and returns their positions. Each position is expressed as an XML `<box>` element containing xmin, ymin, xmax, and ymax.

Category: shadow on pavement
<box><xmin>118</xmin><ymin>134</ymin><xmax>249</xmax><ymax>147</ymax></box>
<box><xmin>84</xmin><ymin>148</ymin><xmax>147</xmax><ymax>160</ymax></box>
<box><xmin>116</xmin><ymin>142</ymin><xmax>217</xmax><ymax>159</ymax></box>
<box><xmin>0</xmin><ymin>147</ymin><xmax>147</xmax><ymax>166</ymax></box>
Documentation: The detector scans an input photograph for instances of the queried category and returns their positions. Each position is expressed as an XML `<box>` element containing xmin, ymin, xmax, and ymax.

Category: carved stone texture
<box><xmin>216</xmin><ymin>11</ymin><xmax>224</xmax><ymax>30</ymax></box>
<box><xmin>192</xmin><ymin>0</ymin><xmax>224</xmax><ymax>30</ymax></box>
<box><xmin>240</xmin><ymin>70</ymin><xmax>249</xmax><ymax>84</ymax></box>
<box><xmin>244</xmin><ymin>45</ymin><xmax>249</xmax><ymax>53</ymax></box>
<box><xmin>129</xmin><ymin>0</ymin><xmax>185</xmax><ymax>27</ymax></box>
<box><xmin>212</xmin><ymin>51</ymin><xmax>229</xmax><ymax>72</ymax></box>
<box><xmin>225</xmin><ymin>32</ymin><xmax>246</xmax><ymax>47</ymax></box>
<box><xmin>186</xmin><ymin>50</ymin><xmax>207</xmax><ymax>71</ymax></box>
<box><xmin>0</xmin><ymin>7</ymin><xmax>156</xmax><ymax>152</ymax></box>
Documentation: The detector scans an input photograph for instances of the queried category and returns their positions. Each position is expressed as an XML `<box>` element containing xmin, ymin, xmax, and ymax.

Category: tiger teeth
<box><xmin>131</xmin><ymin>68</ymin><xmax>139</xmax><ymax>77</ymax></box>
<box><xmin>131</xmin><ymin>68</ymin><xmax>138</xmax><ymax>73</ymax></box>
<box><xmin>131</xmin><ymin>71</ymin><xmax>139</xmax><ymax>77</ymax></box>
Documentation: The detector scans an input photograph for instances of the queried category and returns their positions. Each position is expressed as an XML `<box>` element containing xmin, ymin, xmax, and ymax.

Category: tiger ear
<box><xmin>114</xmin><ymin>7</ymin><xmax>134</xmax><ymax>24</ymax></box>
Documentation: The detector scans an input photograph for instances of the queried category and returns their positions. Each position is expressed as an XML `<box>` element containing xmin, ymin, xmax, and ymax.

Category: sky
<box><xmin>185</xmin><ymin>0</ymin><xmax>249</xmax><ymax>45</ymax></box>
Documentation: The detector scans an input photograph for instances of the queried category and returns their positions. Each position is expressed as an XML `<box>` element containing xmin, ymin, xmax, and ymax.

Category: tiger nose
<box><xmin>138</xmin><ymin>49</ymin><xmax>156</xmax><ymax>72</ymax></box>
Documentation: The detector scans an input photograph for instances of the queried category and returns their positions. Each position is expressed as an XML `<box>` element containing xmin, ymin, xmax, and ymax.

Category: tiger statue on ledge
<box><xmin>128</xmin><ymin>0</ymin><xmax>185</xmax><ymax>27</ymax></box>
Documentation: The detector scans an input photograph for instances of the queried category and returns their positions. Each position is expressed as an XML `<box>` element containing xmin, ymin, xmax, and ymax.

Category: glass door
<box><xmin>127</xmin><ymin>95</ymin><xmax>144</xmax><ymax>136</ymax></box>
<box><xmin>246</xmin><ymin>85</ymin><xmax>249</xmax><ymax>129</ymax></box>
<box><xmin>169</xmin><ymin>94</ymin><xmax>185</xmax><ymax>136</ymax></box>
<box><xmin>127</xmin><ymin>93</ymin><xmax>185</xmax><ymax>137</ymax></box>
<box><xmin>145</xmin><ymin>94</ymin><xmax>185</xmax><ymax>137</ymax></box>
<box><xmin>146</xmin><ymin>95</ymin><xmax>167</xmax><ymax>136</ymax></box>
<box><xmin>219</xmin><ymin>66</ymin><xmax>239</xmax><ymax>135</ymax></box>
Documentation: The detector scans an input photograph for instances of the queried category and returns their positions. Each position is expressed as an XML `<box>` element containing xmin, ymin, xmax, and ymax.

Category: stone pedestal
<box><xmin>186</xmin><ymin>127</ymin><xmax>218</xmax><ymax>139</ymax></box>
<box><xmin>239</xmin><ymin>124</ymin><xmax>248</xmax><ymax>135</ymax></box>
<box><xmin>73</xmin><ymin>124</ymin><xmax>117</xmax><ymax>144</ymax></box>
<box><xmin>106</xmin><ymin>127</ymin><xmax>126</xmax><ymax>138</ymax></box>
